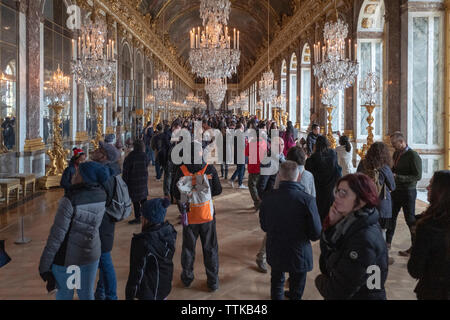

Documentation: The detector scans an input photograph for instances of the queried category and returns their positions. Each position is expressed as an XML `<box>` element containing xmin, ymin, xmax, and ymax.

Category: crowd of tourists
<box><xmin>31</xmin><ymin>112</ymin><xmax>450</xmax><ymax>300</ymax></box>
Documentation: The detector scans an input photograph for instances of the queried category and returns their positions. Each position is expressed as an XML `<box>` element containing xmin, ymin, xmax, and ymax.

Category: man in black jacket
<box><xmin>255</xmin><ymin>136</ymin><xmax>285</xmax><ymax>273</ymax></box>
<box><xmin>172</xmin><ymin>141</ymin><xmax>222</xmax><ymax>292</ymax></box>
<box><xmin>306</xmin><ymin>124</ymin><xmax>320</xmax><ymax>156</ymax></box>
<box><xmin>260</xmin><ymin>161</ymin><xmax>322</xmax><ymax>300</ymax></box>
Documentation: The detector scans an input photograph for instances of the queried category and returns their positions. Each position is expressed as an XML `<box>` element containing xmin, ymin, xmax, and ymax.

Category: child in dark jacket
<box><xmin>125</xmin><ymin>197</ymin><xmax>177</xmax><ymax>300</ymax></box>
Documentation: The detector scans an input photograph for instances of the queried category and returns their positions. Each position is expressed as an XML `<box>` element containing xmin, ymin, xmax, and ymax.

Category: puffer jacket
<box><xmin>407</xmin><ymin>215</ymin><xmax>450</xmax><ymax>300</ymax></box>
<box><xmin>316</xmin><ymin>207</ymin><xmax>388</xmax><ymax>300</ymax></box>
<box><xmin>39</xmin><ymin>183</ymin><xmax>107</xmax><ymax>274</ymax></box>
<box><xmin>125</xmin><ymin>222</ymin><xmax>177</xmax><ymax>300</ymax></box>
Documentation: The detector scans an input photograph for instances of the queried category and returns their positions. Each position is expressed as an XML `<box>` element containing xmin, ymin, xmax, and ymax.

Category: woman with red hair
<box><xmin>315</xmin><ymin>173</ymin><xmax>388</xmax><ymax>300</ymax></box>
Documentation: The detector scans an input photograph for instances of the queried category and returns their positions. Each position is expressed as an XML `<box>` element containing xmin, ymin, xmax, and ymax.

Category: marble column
<box><xmin>385</xmin><ymin>0</ymin><xmax>402</xmax><ymax>135</ymax></box>
<box><xmin>24</xmin><ymin>0</ymin><xmax>45</xmax><ymax>151</ymax></box>
<box><xmin>446</xmin><ymin>0</ymin><xmax>450</xmax><ymax>170</ymax></box>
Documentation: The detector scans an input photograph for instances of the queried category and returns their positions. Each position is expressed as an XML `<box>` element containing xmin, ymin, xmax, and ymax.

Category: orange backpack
<box><xmin>177</xmin><ymin>165</ymin><xmax>214</xmax><ymax>225</ymax></box>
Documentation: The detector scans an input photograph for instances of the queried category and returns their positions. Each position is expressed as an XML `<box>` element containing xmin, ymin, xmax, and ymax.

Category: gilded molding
<box><xmin>241</xmin><ymin>0</ymin><xmax>355</xmax><ymax>89</ymax></box>
<box><xmin>94</xmin><ymin>0</ymin><xmax>195</xmax><ymax>88</ymax></box>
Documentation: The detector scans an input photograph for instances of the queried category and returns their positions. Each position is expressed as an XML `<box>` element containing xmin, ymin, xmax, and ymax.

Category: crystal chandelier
<box><xmin>313</xmin><ymin>17</ymin><xmax>359</xmax><ymax>92</ymax></box>
<box><xmin>360</xmin><ymin>72</ymin><xmax>380</xmax><ymax>106</ymax></box>
<box><xmin>272</xmin><ymin>95</ymin><xmax>286</xmax><ymax>110</ymax></box>
<box><xmin>259</xmin><ymin>70</ymin><xmax>277</xmax><ymax>104</ymax></box>
<box><xmin>45</xmin><ymin>64</ymin><xmax>71</xmax><ymax>104</ymax></box>
<box><xmin>71</xmin><ymin>15</ymin><xmax>116</xmax><ymax>90</ymax></box>
<box><xmin>239</xmin><ymin>91</ymin><xmax>249</xmax><ymax>111</ymax></box>
<box><xmin>189</xmin><ymin>0</ymin><xmax>240</xmax><ymax>80</ymax></box>
<box><xmin>154</xmin><ymin>71</ymin><xmax>173</xmax><ymax>103</ymax></box>
<box><xmin>205</xmin><ymin>78</ymin><xmax>227</xmax><ymax>109</ymax></box>
<box><xmin>259</xmin><ymin>0</ymin><xmax>278</xmax><ymax>104</ymax></box>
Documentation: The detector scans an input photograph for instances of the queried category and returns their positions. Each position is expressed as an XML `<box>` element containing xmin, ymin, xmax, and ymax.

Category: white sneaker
<box><xmin>229</xmin><ymin>181</ymin><xmax>235</xmax><ymax>188</ymax></box>
<box><xmin>238</xmin><ymin>184</ymin><xmax>248</xmax><ymax>189</ymax></box>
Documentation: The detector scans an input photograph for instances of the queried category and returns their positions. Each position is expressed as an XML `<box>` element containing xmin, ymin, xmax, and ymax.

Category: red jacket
<box><xmin>245</xmin><ymin>138</ymin><xmax>267</xmax><ymax>174</ymax></box>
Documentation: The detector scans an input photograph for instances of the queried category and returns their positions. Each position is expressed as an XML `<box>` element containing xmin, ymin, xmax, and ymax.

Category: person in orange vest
<box><xmin>172</xmin><ymin>141</ymin><xmax>222</xmax><ymax>292</ymax></box>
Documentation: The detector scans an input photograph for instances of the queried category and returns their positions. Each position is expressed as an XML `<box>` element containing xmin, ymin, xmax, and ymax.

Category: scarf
<box><xmin>330</xmin><ymin>210</ymin><xmax>369</xmax><ymax>244</ymax></box>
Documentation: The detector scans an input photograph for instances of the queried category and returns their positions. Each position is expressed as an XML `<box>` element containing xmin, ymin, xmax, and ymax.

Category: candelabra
<box><xmin>357</xmin><ymin>72</ymin><xmax>380</xmax><ymax>159</ymax></box>
<box><xmin>145</xmin><ymin>94</ymin><xmax>155</xmax><ymax>124</ymax></box>
<box><xmin>256</xmin><ymin>101</ymin><xmax>263</xmax><ymax>119</ymax></box>
<box><xmin>272</xmin><ymin>95</ymin><xmax>286</xmax><ymax>127</ymax></box>
<box><xmin>39</xmin><ymin>66</ymin><xmax>71</xmax><ymax>189</ymax></box>
<box><xmin>321</xmin><ymin>87</ymin><xmax>338</xmax><ymax>149</ymax></box>
<box><xmin>90</xmin><ymin>86</ymin><xmax>108</xmax><ymax>149</ymax></box>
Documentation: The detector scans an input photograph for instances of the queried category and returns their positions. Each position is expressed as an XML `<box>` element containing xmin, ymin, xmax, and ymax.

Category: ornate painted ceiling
<box><xmin>137</xmin><ymin>0</ymin><xmax>299</xmax><ymax>82</ymax></box>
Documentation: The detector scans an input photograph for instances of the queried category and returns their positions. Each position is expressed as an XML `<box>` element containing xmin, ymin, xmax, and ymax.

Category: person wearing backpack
<box><xmin>357</xmin><ymin>142</ymin><xmax>396</xmax><ymax>265</ymax></box>
<box><xmin>123</xmin><ymin>140</ymin><xmax>150</xmax><ymax>225</ymax></box>
<box><xmin>90</xmin><ymin>141</ymin><xmax>122</xmax><ymax>300</ymax></box>
<box><xmin>172</xmin><ymin>141</ymin><xmax>222</xmax><ymax>292</ymax></box>
<box><xmin>125</xmin><ymin>197</ymin><xmax>177</xmax><ymax>300</ymax></box>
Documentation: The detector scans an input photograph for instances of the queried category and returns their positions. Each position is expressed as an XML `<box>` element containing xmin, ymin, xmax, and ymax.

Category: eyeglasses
<box><xmin>334</xmin><ymin>188</ymin><xmax>348</xmax><ymax>199</ymax></box>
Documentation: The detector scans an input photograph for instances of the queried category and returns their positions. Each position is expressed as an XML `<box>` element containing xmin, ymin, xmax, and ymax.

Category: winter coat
<box><xmin>153</xmin><ymin>131</ymin><xmax>171</xmax><ymax>167</ymax></box>
<box><xmin>98</xmin><ymin>161</ymin><xmax>122</xmax><ymax>253</ymax></box>
<box><xmin>306</xmin><ymin>132</ymin><xmax>319</xmax><ymax>156</ymax></box>
<box><xmin>259</xmin><ymin>181</ymin><xmax>322</xmax><ymax>273</ymax></box>
<box><xmin>357</xmin><ymin>162</ymin><xmax>396</xmax><ymax>220</ymax></box>
<box><xmin>336</xmin><ymin>145</ymin><xmax>354</xmax><ymax>176</ymax></box>
<box><xmin>316</xmin><ymin>207</ymin><xmax>388</xmax><ymax>300</ymax></box>
<box><xmin>305</xmin><ymin>149</ymin><xmax>342</xmax><ymax>221</ymax></box>
<box><xmin>122</xmin><ymin>150</ymin><xmax>149</xmax><ymax>202</ymax></box>
<box><xmin>60</xmin><ymin>159</ymin><xmax>76</xmax><ymax>195</ymax></box>
<box><xmin>257</xmin><ymin>153</ymin><xmax>285</xmax><ymax>200</ymax></box>
<box><xmin>39</xmin><ymin>183</ymin><xmax>107</xmax><ymax>274</ymax></box>
<box><xmin>282</xmin><ymin>132</ymin><xmax>296</xmax><ymax>157</ymax></box>
<box><xmin>172</xmin><ymin>162</ymin><xmax>222</xmax><ymax>202</ymax></box>
<box><xmin>125</xmin><ymin>221</ymin><xmax>177</xmax><ymax>300</ymax></box>
<box><xmin>407</xmin><ymin>216</ymin><xmax>450</xmax><ymax>300</ymax></box>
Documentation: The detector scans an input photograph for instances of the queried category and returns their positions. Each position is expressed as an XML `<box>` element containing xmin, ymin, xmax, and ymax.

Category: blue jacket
<box><xmin>259</xmin><ymin>181</ymin><xmax>322</xmax><ymax>273</ymax></box>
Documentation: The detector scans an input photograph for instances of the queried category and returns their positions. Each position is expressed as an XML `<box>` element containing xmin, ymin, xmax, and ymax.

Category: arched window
<box><xmin>120</xmin><ymin>44</ymin><xmax>132</xmax><ymax>142</ymax></box>
<box><xmin>43</xmin><ymin>0</ymin><xmax>73</xmax><ymax>145</ymax></box>
<box><xmin>300</xmin><ymin>44</ymin><xmax>311</xmax><ymax>130</ymax></box>
<box><xmin>289</xmin><ymin>53</ymin><xmax>297</xmax><ymax>123</ymax></box>
<box><xmin>357</xmin><ymin>0</ymin><xmax>385</xmax><ymax>140</ymax></box>
<box><xmin>0</xmin><ymin>1</ymin><xmax>18</xmax><ymax>151</ymax></box>
<box><xmin>331</xmin><ymin>90</ymin><xmax>345</xmax><ymax>133</ymax></box>
<box><xmin>407</xmin><ymin>2</ymin><xmax>444</xmax><ymax>178</ymax></box>
<box><xmin>135</xmin><ymin>53</ymin><xmax>143</xmax><ymax>110</ymax></box>
<box><xmin>280</xmin><ymin>59</ymin><xmax>287</xmax><ymax>111</ymax></box>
